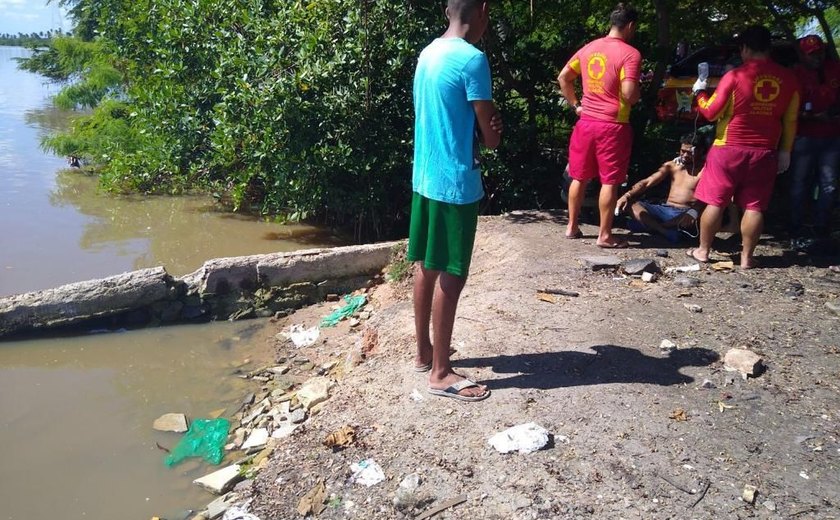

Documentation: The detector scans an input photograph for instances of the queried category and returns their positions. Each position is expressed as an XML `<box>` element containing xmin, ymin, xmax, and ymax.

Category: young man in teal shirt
<box><xmin>409</xmin><ymin>0</ymin><xmax>502</xmax><ymax>402</ymax></box>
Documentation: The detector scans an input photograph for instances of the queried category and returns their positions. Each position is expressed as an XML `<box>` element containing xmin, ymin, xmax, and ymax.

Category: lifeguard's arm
<box><xmin>616</xmin><ymin>163</ymin><xmax>670</xmax><ymax>211</ymax></box>
<box><xmin>473</xmin><ymin>101</ymin><xmax>502</xmax><ymax>150</ymax></box>
<box><xmin>621</xmin><ymin>79</ymin><xmax>641</xmax><ymax>106</ymax></box>
<box><xmin>696</xmin><ymin>73</ymin><xmax>734</xmax><ymax>122</ymax></box>
<box><xmin>558</xmin><ymin>63</ymin><xmax>581</xmax><ymax>114</ymax></box>
<box><xmin>779</xmin><ymin>91</ymin><xmax>800</xmax><ymax>153</ymax></box>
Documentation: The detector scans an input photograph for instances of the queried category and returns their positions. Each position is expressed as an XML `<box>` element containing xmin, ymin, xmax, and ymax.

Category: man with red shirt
<box><xmin>558</xmin><ymin>3</ymin><xmax>642</xmax><ymax>248</ymax></box>
<box><xmin>789</xmin><ymin>34</ymin><xmax>840</xmax><ymax>247</ymax></box>
<box><xmin>687</xmin><ymin>25</ymin><xmax>800</xmax><ymax>269</ymax></box>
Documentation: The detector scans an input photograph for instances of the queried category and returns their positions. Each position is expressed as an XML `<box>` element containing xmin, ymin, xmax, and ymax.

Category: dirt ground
<box><xmin>238</xmin><ymin>211</ymin><xmax>840</xmax><ymax>519</ymax></box>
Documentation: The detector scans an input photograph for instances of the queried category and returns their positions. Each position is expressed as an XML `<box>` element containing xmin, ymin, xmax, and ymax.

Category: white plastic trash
<box><xmin>350</xmin><ymin>459</ymin><xmax>386</xmax><ymax>486</ymax></box>
<box><xmin>281</xmin><ymin>324</ymin><xmax>320</xmax><ymax>348</ymax></box>
<box><xmin>222</xmin><ymin>506</ymin><xmax>261</xmax><ymax>520</ymax></box>
<box><xmin>488</xmin><ymin>422</ymin><xmax>551</xmax><ymax>454</ymax></box>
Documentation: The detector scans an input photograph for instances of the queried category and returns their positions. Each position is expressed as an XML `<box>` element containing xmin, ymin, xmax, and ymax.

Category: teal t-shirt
<box><xmin>413</xmin><ymin>38</ymin><xmax>492</xmax><ymax>204</ymax></box>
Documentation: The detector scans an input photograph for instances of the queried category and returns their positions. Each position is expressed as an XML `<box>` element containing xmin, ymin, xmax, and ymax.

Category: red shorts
<box><xmin>694</xmin><ymin>145</ymin><xmax>777</xmax><ymax>212</ymax></box>
<box><xmin>568</xmin><ymin>117</ymin><xmax>633</xmax><ymax>185</ymax></box>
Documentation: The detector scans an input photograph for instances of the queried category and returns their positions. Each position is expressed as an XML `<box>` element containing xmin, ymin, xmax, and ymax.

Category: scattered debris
<box><xmin>641</xmin><ymin>271</ymin><xmax>657</xmax><ymax>282</ymax></box>
<box><xmin>669</xmin><ymin>408</ymin><xmax>688</xmax><ymax>421</ymax></box>
<box><xmin>193</xmin><ymin>464</ymin><xmax>243</xmax><ymax>495</ymax></box>
<box><xmin>221</xmin><ymin>506</ymin><xmax>261</xmax><ymax>520</ymax></box>
<box><xmin>415</xmin><ymin>494</ymin><xmax>468</xmax><ymax>520</ymax></box>
<box><xmin>488</xmin><ymin>422</ymin><xmax>551</xmax><ymax>454</ymax></box>
<box><xmin>742</xmin><ymin>484</ymin><xmax>758</xmax><ymax>504</ymax></box>
<box><xmin>665</xmin><ymin>264</ymin><xmax>701</xmax><ymax>273</ymax></box>
<box><xmin>323</xmin><ymin>426</ymin><xmax>356</xmax><ymax>450</ymax></box>
<box><xmin>717</xmin><ymin>401</ymin><xmax>735</xmax><ymax>413</ymax></box>
<box><xmin>538</xmin><ymin>287</ymin><xmax>580</xmax><ymax>297</ymax></box>
<box><xmin>349</xmin><ymin>459</ymin><xmax>385</xmax><ymax>487</ymax></box>
<box><xmin>622</xmin><ymin>258</ymin><xmax>658</xmax><ymax>276</ymax></box>
<box><xmin>280</xmin><ymin>325</ymin><xmax>320</xmax><ymax>348</ymax></box>
<box><xmin>297</xmin><ymin>479</ymin><xmax>327</xmax><ymax>516</ymax></box>
<box><xmin>711</xmin><ymin>261</ymin><xmax>734</xmax><ymax>271</ymax></box>
<box><xmin>683</xmin><ymin>303</ymin><xmax>703</xmax><ymax>313</ymax></box>
<box><xmin>392</xmin><ymin>473</ymin><xmax>421</xmax><ymax>510</ymax></box>
<box><xmin>536</xmin><ymin>292</ymin><xmax>557</xmax><ymax>304</ymax></box>
<box><xmin>410</xmin><ymin>389</ymin><xmax>425</xmax><ymax>402</ymax></box>
<box><xmin>321</xmin><ymin>295</ymin><xmax>367</xmax><ymax>327</ymax></box>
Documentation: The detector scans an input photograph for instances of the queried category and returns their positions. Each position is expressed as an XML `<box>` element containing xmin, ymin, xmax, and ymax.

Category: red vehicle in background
<box><xmin>655</xmin><ymin>41</ymin><xmax>798</xmax><ymax>123</ymax></box>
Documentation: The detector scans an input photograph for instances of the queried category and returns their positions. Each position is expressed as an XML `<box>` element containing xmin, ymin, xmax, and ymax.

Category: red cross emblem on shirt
<box><xmin>587</xmin><ymin>56</ymin><xmax>606</xmax><ymax>80</ymax></box>
<box><xmin>754</xmin><ymin>78</ymin><xmax>781</xmax><ymax>103</ymax></box>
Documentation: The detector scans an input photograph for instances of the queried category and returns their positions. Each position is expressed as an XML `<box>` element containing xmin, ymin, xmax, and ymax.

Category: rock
<box><xmin>674</xmin><ymin>276</ymin><xmax>701</xmax><ymax>288</ymax></box>
<box><xmin>641</xmin><ymin>272</ymin><xmax>656</xmax><ymax>282</ymax></box>
<box><xmin>288</xmin><ymin>408</ymin><xmax>307</xmax><ymax>424</ymax></box>
<box><xmin>242</xmin><ymin>428</ymin><xmax>269</xmax><ymax>450</ymax></box>
<box><xmin>233</xmin><ymin>428</ymin><xmax>246</xmax><ymax>448</ymax></box>
<box><xmin>393</xmin><ymin>473</ymin><xmax>421</xmax><ymax>510</ymax></box>
<box><xmin>580</xmin><ymin>255</ymin><xmax>622</xmax><ymax>270</ymax></box>
<box><xmin>683</xmin><ymin>303</ymin><xmax>703</xmax><ymax>313</ymax></box>
<box><xmin>622</xmin><ymin>258</ymin><xmax>658</xmax><ymax>275</ymax></box>
<box><xmin>296</xmin><ymin>377</ymin><xmax>331</xmax><ymax>410</ymax></box>
<box><xmin>241</xmin><ymin>399</ymin><xmax>269</xmax><ymax>425</ymax></box>
<box><xmin>659</xmin><ymin>339</ymin><xmax>677</xmax><ymax>353</ymax></box>
<box><xmin>153</xmin><ymin>413</ymin><xmax>188</xmax><ymax>433</ymax></box>
<box><xmin>826</xmin><ymin>301</ymin><xmax>840</xmax><ymax>315</ymax></box>
<box><xmin>724</xmin><ymin>348</ymin><xmax>764</xmax><ymax>378</ymax></box>
<box><xmin>268</xmin><ymin>366</ymin><xmax>289</xmax><ymax>375</ymax></box>
<box><xmin>271</xmin><ymin>423</ymin><xmax>299</xmax><ymax>439</ymax></box>
<box><xmin>763</xmin><ymin>500</ymin><xmax>776</xmax><ymax>511</ymax></box>
<box><xmin>742</xmin><ymin>484</ymin><xmax>758</xmax><ymax>504</ymax></box>
<box><xmin>205</xmin><ymin>493</ymin><xmax>235</xmax><ymax>519</ymax></box>
<box><xmin>700</xmin><ymin>379</ymin><xmax>716</xmax><ymax>389</ymax></box>
<box><xmin>785</xmin><ymin>283</ymin><xmax>805</xmax><ymax>298</ymax></box>
<box><xmin>488</xmin><ymin>422</ymin><xmax>551</xmax><ymax>454</ymax></box>
<box><xmin>193</xmin><ymin>465</ymin><xmax>243</xmax><ymax>495</ymax></box>
<box><xmin>655</xmin><ymin>249</ymin><xmax>669</xmax><ymax>258</ymax></box>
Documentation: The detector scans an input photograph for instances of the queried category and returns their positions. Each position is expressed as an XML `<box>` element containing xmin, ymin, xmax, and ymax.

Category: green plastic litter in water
<box><xmin>320</xmin><ymin>294</ymin><xmax>367</xmax><ymax>328</ymax></box>
<box><xmin>164</xmin><ymin>418</ymin><xmax>230</xmax><ymax>467</ymax></box>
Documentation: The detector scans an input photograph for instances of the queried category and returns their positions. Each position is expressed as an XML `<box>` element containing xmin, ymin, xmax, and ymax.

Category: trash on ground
<box><xmin>280</xmin><ymin>324</ymin><xmax>320</xmax><ymax>348</ymax></box>
<box><xmin>712</xmin><ymin>261</ymin><xmax>735</xmax><ymax>271</ymax></box>
<box><xmin>323</xmin><ymin>426</ymin><xmax>356</xmax><ymax>450</ymax></box>
<box><xmin>410</xmin><ymin>388</ymin><xmax>425</xmax><ymax>402</ymax></box>
<box><xmin>539</xmin><ymin>287</ymin><xmax>579</xmax><ymax>297</ymax></box>
<box><xmin>321</xmin><ymin>295</ymin><xmax>367</xmax><ymax>327</ymax></box>
<box><xmin>666</xmin><ymin>264</ymin><xmax>701</xmax><ymax>273</ymax></box>
<box><xmin>669</xmin><ymin>408</ymin><xmax>688</xmax><ymax>421</ymax></box>
<box><xmin>488</xmin><ymin>422</ymin><xmax>551</xmax><ymax>454</ymax></box>
<box><xmin>415</xmin><ymin>494</ymin><xmax>468</xmax><ymax>520</ymax></box>
<box><xmin>222</xmin><ymin>506</ymin><xmax>261</xmax><ymax>520</ymax></box>
<box><xmin>683</xmin><ymin>303</ymin><xmax>703</xmax><ymax>313</ymax></box>
<box><xmin>350</xmin><ymin>458</ymin><xmax>385</xmax><ymax>486</ymax></box>
<box><xmin>297</xmin><ymin>479</ymin><xmax>327</xmax><ymax>516</ymax></box>
<box><xmin>393</xmin><ymin>473</ymin><xmax>421</xmax><ymax>510</ymax></box>
<box><xmin>718</xmin><ymin>401</ymin><xmax>735</xmax><ymax>412</ymax></box>
<box><xmin>536</xmin><ymin>292</ymin><xmax>557</xmax><ymax>304</ymax></box>
<box><xmin>642</xmin><ymin>271</ymin><xmax>657</xmax><ymax>282</ymax></box>
<box><xmin>165</xmin><ymin>418</ymin><xmax>230</xmax><ymax>467</ymax></box>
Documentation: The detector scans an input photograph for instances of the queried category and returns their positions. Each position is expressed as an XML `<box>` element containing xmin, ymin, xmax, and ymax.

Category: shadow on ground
<box><xmin>454</xmin><ymin>345</ymin><xmax>719</xmax><ymax>390</ymax></box>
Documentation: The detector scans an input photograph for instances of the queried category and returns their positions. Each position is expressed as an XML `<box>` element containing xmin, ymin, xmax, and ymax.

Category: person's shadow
<box><xmin>454</xmin><ymin>345</ymin><xmax>719</xmax><ymax>390</ymax></box>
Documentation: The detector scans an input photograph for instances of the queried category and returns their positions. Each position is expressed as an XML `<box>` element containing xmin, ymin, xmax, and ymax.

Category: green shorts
<box><xmin>407</xmin><ymin>192</ymin><xmax>479</xmax><ymax>278</ymax></box>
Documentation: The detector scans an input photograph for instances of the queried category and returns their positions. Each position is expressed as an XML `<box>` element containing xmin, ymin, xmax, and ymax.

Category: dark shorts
<box><xmin>694</xmin><ymin>145</ymin><xmax>777</xmax><ymax>211</ymax></box>
<box><xmin>638</xmin><ymin>201</ymin><xmax>689</xmax><ymax>224</ymax></box>
<box><xmin>407</xmin><ymin>192</ymin><xmax>479</xmax><ymax>278</ymax></box>
<box><xmin>568</xmin><ymin>117</ymin><xmax>633</xmax><ymax>185</ymax></box>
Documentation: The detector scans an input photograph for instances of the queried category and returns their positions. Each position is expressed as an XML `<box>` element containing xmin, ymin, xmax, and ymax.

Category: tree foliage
<box><xmin>18</xmin><ymin>0</ymin><xmax>824</xmax><ymax>239</ymax></box>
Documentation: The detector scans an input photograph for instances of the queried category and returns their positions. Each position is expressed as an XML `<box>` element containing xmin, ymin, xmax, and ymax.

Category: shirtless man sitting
<box><xmin>616</xmin><ymin>134</ymin><xmax>706</xmax><ymax>243</ymax></box>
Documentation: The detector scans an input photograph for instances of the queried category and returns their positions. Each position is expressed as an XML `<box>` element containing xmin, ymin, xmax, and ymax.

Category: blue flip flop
<box><xmin>427</xmin><ymin>379</ymin><xmax>490</xmax><ymax>402</ymax></box>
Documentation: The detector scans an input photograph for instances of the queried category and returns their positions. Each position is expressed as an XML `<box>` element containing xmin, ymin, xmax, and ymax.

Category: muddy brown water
<box><xmin>0</xmin><ymin>46</ymin><xmax>336</xmax><ymax>518</ymax></box>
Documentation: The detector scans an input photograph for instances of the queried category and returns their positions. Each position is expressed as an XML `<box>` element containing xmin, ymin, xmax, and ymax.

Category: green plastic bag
<box><xmin>320</xmin><ymin>294</ymin><xmax>367</xmax><ymax>328</ymax></box>
<box><xmin>164</xmin><ymin>418</ymin><xmax>230</xmax><ymax>467</ymax></box>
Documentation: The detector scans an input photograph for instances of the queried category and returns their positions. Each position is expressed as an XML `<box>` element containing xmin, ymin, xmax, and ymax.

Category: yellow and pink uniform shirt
<box><xmin>566</xmin><ymin>36</ymin><xmax>641</xmax><ymax>123</ymax></box>
<box><xmin>696</xmin><ymin>59</ymin><xmax>800</xmax><ymax>152</ymax></box>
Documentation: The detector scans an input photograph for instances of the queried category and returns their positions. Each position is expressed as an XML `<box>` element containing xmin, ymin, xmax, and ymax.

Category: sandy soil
<box><xmin>238</xmin><ymin>211</ymin><xmax>840</xmax><ymax>519</ymax></box>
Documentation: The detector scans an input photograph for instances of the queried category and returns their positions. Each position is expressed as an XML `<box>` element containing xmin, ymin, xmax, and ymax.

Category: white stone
<box><xmin>297</xmin><ymin>377</ymin><xmax>330</xmax><ymax>410</ymax></box>
<box><xmin>271</xmin><ymin>423</ymin><xmax>299</xmax><ymax>439</ymax></box>
<box><xmin>193</xmin><ymin>465</ymin><xmax>242</xmax><ymax>495</ymax></box>
<box><xmin>153</xmin><ymin>413</ymin><xmax>188</xmax><ymax>433</ymax></box>
<box><xmin>659</xmin><ymin>339</ymin><xmax>677</xmax><ymax>352</ymax></box>
<box><xmin>488</xmin><ymin>422</ymin><xmax>551</xmax><ymax>454</ymax></box>
<box><xmin>742</xmin><ymin>484</ymin><xmax>758</xmax><ymax>504</ymax></box>
<box><xmin>242</xmin><ymin>428</ymin><xmax>269</xmax><ymax>450</ymax></box>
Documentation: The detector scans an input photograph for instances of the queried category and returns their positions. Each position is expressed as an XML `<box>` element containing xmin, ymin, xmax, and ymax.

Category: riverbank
<box><xmin>189</xmin><ymin>210</ymin><xmax>840</xmax><ymax>519</ymax></box>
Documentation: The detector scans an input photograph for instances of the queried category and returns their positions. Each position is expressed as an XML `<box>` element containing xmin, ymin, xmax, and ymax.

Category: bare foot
<box><xmin>740</xmin><ymin>257</ymin><xmax>759</xmax><ymax>269</ymax></box>
<box><xmin>414</xmin><ymin>342</ymin><xmax>433</xmax><ymax>370</ymax></box>
<box><xmin>565</xmin><ymin>227</ymin><xmax>583</xmax><ymax>239</ymax></box>
<box><xmin>686</xmin><ymin>248</ymin><xmax>709</xmax><ymax>263</ymax></box>
<box><xmin>429</xmin><ymin>371</ymin><xmax>488</xmax><ymax>399</ymax></box>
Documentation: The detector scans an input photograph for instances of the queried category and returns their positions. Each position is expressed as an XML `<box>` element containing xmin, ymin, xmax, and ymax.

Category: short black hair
<box><xmin>736</xmin><ymin>25</ymin><xmax>772</xmax><ymax>53</ymax></box>
<box><xmin>447</xmin><ymin>0</ymin><xmax>485</xmax><ymax>22</ymax></box>
<box><xmin>609</xmin><ymin>3</ymin><xmax>638</xmax><ymax>29</ymax></box>
<box><xmin>680</xmin><ymin>133</ymin><xmax>707</xmax><ymax>155</ymax></box>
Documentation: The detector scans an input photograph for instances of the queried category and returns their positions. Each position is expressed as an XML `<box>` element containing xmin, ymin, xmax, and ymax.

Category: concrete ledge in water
<box><xmin>0</xmin><ymin>241</ymin><xmax>401</xmax><ymax>338</ymax></box>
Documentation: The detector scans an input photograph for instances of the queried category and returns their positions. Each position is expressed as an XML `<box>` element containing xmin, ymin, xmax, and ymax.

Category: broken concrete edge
<box><xmin>0</xmin><ymin>240</ymin><xmax>404</xmax><ymax>339</ymax></box>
